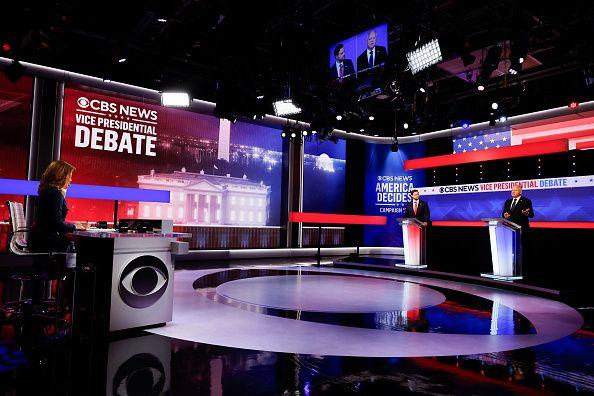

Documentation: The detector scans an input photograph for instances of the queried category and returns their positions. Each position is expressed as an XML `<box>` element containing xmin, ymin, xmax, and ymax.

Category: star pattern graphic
<box><xmin>453</xmin><ymin>128</ymin><xmax>512</xmax><ymax>154</ymax></box>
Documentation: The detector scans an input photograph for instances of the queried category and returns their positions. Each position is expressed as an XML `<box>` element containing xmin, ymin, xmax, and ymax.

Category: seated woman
<box><xmin>29</xmin><ymin>160</ymin><xmax>87</xmax><ymax>252</ymax></box>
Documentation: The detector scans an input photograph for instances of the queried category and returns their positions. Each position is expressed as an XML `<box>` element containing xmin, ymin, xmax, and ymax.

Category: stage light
<box><xmin>311</xmin><ymin>130</ymin><xmax>317</xmax><ymax>135</ymax></box>
<box><xmin>508</xmin><ymin>67</ymin><xmax>518</xmax><ymax>75</ymax></box>
<box><xmin>273</xmin><ymin>99</ymin><xmax>301</xmax><ymax>116</ymax></box>
<box><xmin>359</xmin><ymin>128</ymin><xmax>365</xmax><ymax>132</ymax></box>
<box><xmin>161</xmin><ymin>92</ymin><xmax>190</xmax><ymax>107</ymax></box>
<box><xmin>568</xmin><ymin>101</ymin><xmax>579</xmax><ymax>109</ymax></box>
<box><xmin>368</xmin><ymin>115</ymin><xmax>375</xmax><ymax>121</ymax></box>
<box><xmin>302</xmin><ymin>130</ymin><xmax>308</xmax><ymax>136</ymax></box>
<box><xmin>462</xmin><ymin>122</ymin><xmax>470</xmax><ymax>129</ymax></box>
<box><xmin>290</xmin><ymin>132</ymin><xmax>296</xmax><ymax>138</ymax></box>
<box><xmin>256</xmin><ymin>95</ymin><xmax>264</xmax><ymax>100</ymax></box>
<box><xmin>491</xmin><ymin>102</ymin><xmax>499</xmax><ymax>110</ymax></box>
<box><xmin>419</xmin><ymin>87</ymin><xmax>426</xmax><ymax>93</ymax></box>
<box><xmin>406</xmin><ymin>39</ymin><xmax>443</xmax><ymax>74</ymax></box>
<box><xmin>477</xmin><ymin>44</ymin><xmax>501</xmax><ymax>85</ymax></box>
<box><xmin>281</xmin><ymin>131</ymin><xmax>287</xmax><ymax>138</ymax></box>
<box><xmin>519</xmin><ymin>57</ymin><xmax>524</xmax><ymax>64</ymax></box>
<box><xmin>2</xmin><ymin>43</ymin><xmax>10</xmax><ymax>52</ymax></box>
<box><xmin>336</xmin><ymin>114</ymin><xmax>343</xmax><ymax>121</ymax></box>
<box><xmin>157</xmin><ymin>18</ymin><xmax>167</xmax><ymax>23</ymax></box>
<box><xmin>391</xmin><ymin>137</ymin><xmax>399</xmax><ymax>152</ymax></box>
<box><xmin>477</xmin><ymin>84</ymin><xmax>485</xmax><ymax>91</ymax></box>
<box><xmin>118</xmin><ymin>58</ymin><xmax>127</xmax><ymax>63</ymax></box>
<box><xmin>403</xmin><ymin>123</ymin><xmax>409</xmax><ymax>130</ymax></box>
<box><xmin>499</xmin><ymin>115</ymin><xmax>507</xmax><ymax>122</ymax></box>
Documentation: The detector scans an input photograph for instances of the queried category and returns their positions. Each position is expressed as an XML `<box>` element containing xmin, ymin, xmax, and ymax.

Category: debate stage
<box><xmin>149</xmin><ymin>264</ymin><xmax>583</xmax><ymax>357</ymax></box>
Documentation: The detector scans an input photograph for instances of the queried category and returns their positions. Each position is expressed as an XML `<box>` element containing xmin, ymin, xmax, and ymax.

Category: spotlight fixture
<box><xmin>281</xmin><ymin>131</ymin><xmax>287</xmax><ymax>138</ymax></box>
<box><xmin>1</xmin><ymin>43</ymin><xmax>10</xmax><ymax>52</ymax></box>
<box><xmin>368</xmin><ymin>115</ymin><xmax>375</xmax><ymax>121</ymax></box>
<box><xmin>509</xmin><ymin>29</ymin><xmax>529</xmax><ymax>76</ymax></box>
<box><xmin>290</xmin><ymin>132</ymin><xmax>297</xmax><ymax>138</ymax></box>
<box><xmin>568</xmin><ymin>101</ymin><xmax>579</xmax><ymax>110</ymax></box>
<box><xmin>477</xmin><ymin>44</ymin><xmax>502</xmax><ymax>85</ymax></box>
<box><xmin>491</xmin><ymin>102</ymin><xmax>499</xmax><ymax>110</ymax></box>
<box><xmin>118</xmin><ymin>58</ymin><xmax>127</xmax><ymax>63</ymax></box>
<box><xmin>406</xmin><ymin>39</ymin><xmax>443</xmax><ymax>74</ymax></box>
<box><xmin>336</xmin><ymin>114</ymin><xmax>343</xmax><ymax>121</ymax></box>
<box><xmin>499</xmin><ymin>115</ymin><xmax>507</xmax><ymax>122</ymax></box>
<box><xmin>359</xmin><ymin>128</ymin><xmax>365</xmax><ymax>132</ymax></box>
<box><xmin>391</xmin><ymin>136</ymin><xmax>399</xmax><ymax>152</ymax></box>
<box><xmin>161</xmin><ymin>92</ymin><xmax>191</xmax><ymax>107</ymax></box>
<box><xmin>256</xmin><ymin>95</ymin><xmax>265</xmax><ymax>100</ymax></box>
<box><xmin>273</xmin><ymin>99</ymin><xmax>301</xmax><ymax>116</ymax></box>
<box><xmin>403</xmin><ymin>123</ymin><xmax>409</xmax><ymax>130</ymax></box>
<box><xmin>477</xmin><ymin>84</ymin><xmax>485</xmax><ymax>91</ymax></box>
<box><xmin>419</xmin><ymin>87</ymin><xmax>426</xmax><ymax>93</ymax></box>
<box><xmin>461</xmin><ymin>122</ymin><xmax>470</xmax><ymax>129</ymax></box>
<box><xmin>302</xmin><ymin>130</ymin><xmax>308</xmax><ymax>136</ymax></box>
<box><xmin>311</xmin><ymin>130</ymin><xmax>317</xmax><ymax>135</ymax></box>
<box><xmin>157</xmin><ymin>18</ymin><xmax>168</xmax><ymax>23</ymax></box>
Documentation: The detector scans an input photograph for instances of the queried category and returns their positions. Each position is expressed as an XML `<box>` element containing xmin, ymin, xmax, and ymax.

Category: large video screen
<box><xmin>419</xmin><ymin>177</ymin><xmax>594</xmax><ymax>222</ymax></box>
<box><xmin>364</xmin><ymin>142</ymin><xmax>427</xmax><ymax>247</ymax></box>
<box><xmin>303</xmin><ymin>138</ymin><xmax>346</xmax><ymax>213</ymax></box>
<box><xmin>0</xmin><ymin>75</ymin><xmax>33</xmax><ymax>221</ymax></box>
<box><xmin>328</xmin><ymin>23</ymin><xmax>388</xmax><ymax>81</ymax></box>
<box><xmin>60</xmin><ymin>87</ymin><xmax>283</xmax><ymax>226</ymax></box>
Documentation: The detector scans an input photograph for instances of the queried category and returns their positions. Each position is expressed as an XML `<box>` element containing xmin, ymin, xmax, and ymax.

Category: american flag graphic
<box><xmin>452</xmin><ymin>116</ymin><xmax>594</xmax><ymax>153</ymax></box>
<box><xmin>452</xmin><ymin>127</ymin><xmax>511</xmax><ymax>154</ymax></box>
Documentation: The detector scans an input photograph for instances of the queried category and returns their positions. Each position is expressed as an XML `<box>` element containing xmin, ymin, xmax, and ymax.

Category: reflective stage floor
<box><xmin>1</xmin><ymin>259</ymin><xmax>594</xmax><ymax>395</ymax></box>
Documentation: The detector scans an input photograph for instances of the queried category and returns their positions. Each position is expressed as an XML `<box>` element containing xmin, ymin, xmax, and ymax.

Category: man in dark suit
<box><xmin>356</xmin><ymin>30</ymin><xmax>388</xmax><ymax>72</ymax></box>
<box><xmin>330</xmin><ymin>43</ymin><xmax>355</xmax><ymax>82</ymax></box>
<box><xmin>405</xmin><ymin>189</ymin><xmax>430</xmax><ymax>226</ymax></box>
<box><xmin>502</xmin><ymin>184</ymin><xmax>534</xmax><ymax>280</ymax></box>
<box><xmin>502</xmin><ymin>185</ymin><xmax>534</xmax><ymax>231</ymax></box>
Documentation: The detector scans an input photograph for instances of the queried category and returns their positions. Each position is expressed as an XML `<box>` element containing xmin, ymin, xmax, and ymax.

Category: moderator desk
<box><xmin>72</xmin><ymin>231</ymin><xmax>190</xmax><ymax>335</ymax></box>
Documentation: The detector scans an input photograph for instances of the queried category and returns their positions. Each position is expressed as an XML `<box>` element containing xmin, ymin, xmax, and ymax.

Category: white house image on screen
<box><xmin>137</xmin><ymin>168</ymin><xmax>271</xmax><ymax>225</ymax></box>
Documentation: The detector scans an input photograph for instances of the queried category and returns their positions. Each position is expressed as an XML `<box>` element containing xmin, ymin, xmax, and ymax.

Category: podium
<box><xmin>481</xmin><ymin>218</ymin><xmax>522</xmax><ymax>281</ymax></box>
<box><xmin>396</xmin><ymin>218</ymin><xmax>427</xmax><ymax>269</ymax></box>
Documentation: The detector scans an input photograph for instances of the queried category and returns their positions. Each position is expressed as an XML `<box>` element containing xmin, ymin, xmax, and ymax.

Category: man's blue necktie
<box><xmin>369</xmin><ymin>51</ymin><xmax>374</xmax><ymax>68</ymax></box>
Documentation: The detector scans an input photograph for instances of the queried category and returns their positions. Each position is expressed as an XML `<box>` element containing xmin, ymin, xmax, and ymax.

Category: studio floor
<box><xmin>1</xmin><ymin>258</ymin><xmax>594</xmax><ymax>395</ymax></box>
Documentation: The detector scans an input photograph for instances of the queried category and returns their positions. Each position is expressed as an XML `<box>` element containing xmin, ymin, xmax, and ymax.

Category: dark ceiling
<box><xmin>2</xmin><ymin>0</ymin><xmax>594</xmax><ymax>136</ymax></box>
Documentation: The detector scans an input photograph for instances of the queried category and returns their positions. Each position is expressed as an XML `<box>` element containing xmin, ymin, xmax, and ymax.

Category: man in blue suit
<box><xmin>330</xmin><ymin>43</ymin><xmax>355</xmax><ymax>82</ymax></box>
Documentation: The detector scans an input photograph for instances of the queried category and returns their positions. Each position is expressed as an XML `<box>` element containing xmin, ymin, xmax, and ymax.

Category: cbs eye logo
<box><xmin>113</xmin><ymin>353</ymin><xmax>165</xmax><ymax>396</ymax></box>
<box><xmin>119</xmin><ymin>256</ymin><xmax>169</xmax><ymax>309</ymax></box>
<box><xmin>77</xmin><ymin>97</ymin><xmax>90</xmax><ymax>108</ymax></box>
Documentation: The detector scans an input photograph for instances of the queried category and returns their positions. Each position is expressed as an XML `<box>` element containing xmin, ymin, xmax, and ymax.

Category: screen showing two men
<box><xmin>329</xmin><ymin>23</ymin><xmax>389</xmax><ymax>81</ymax></box>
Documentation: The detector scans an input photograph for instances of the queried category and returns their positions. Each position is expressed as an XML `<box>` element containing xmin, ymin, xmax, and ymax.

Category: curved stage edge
<box><xmin>148</xmin><ymin>265</ymin><xmax>583</xmax><ymax>358</ymax></box>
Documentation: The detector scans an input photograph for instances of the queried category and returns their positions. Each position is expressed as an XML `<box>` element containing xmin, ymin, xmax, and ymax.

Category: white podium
<box><xmin>481</xmin><ymin>218</ymin><xmax>522</xmax><ymax>281</ymax></box>
<box><xmin>396</xmin><ymin>218</ymin><xmax>427</xmax><ymax>269</ymax></box>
